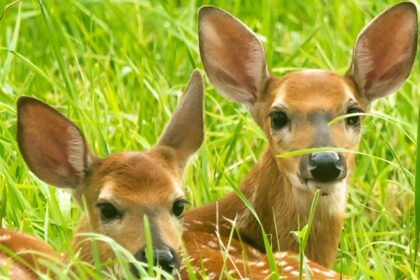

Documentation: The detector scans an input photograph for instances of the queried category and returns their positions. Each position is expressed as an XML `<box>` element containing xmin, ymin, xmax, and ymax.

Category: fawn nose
<box><xmin>133</xmin><ymin>247</ymin><xmax>179</xmax><ymax>275</ymax></box>
<box><xmin>308</xmin><ymin>152</ymin><xmax>343</xmax><ymax>182</ymax></box>
<box><xmin>152</xmin><ymin>249</ymin><xmax>177</xmax><ymax>272</ymax></box>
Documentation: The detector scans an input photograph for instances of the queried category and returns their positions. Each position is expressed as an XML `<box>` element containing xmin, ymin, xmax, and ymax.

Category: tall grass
<box><xmin>0</xmin><ymin>0</ymin><xmax>419</xmax><ymax>278</ymax></box>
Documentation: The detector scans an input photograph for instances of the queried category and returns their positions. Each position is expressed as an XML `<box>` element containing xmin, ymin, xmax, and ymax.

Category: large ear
<box><xmin>199</xmin><ymin>6</ymin><xmax>269</xmax><ymax>106</ymax></box>
<box><xmin>347</xmin><ymin>2</ymin><xmax>418</xmax><ymax>102</ymax></box>
<box><xmin>17</xmin><ymin>97</ymin><xmax>93</xmax><ymax>188</ymax></box>
<box><xmin>158</xmin><ymin>70</ymin><xmax>204</xmax><ymax>165</ymax></box>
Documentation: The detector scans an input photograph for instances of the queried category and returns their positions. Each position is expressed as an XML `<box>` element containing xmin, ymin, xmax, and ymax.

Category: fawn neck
<box><xmin>236</xmin><ymin>148</ymin><xmax>346</xmax><ymax>267</ymax></box>
<box><xmin>185</xmin><ymin>147</ymin><xmax>346</xmax><ymax>267</ymax></box>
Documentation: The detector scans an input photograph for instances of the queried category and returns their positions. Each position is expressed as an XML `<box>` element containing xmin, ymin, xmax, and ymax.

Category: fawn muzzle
<box><xmin>308</xmin><ymin>152</ymin><xmax>345</xmax><ymax>182</ymax></box>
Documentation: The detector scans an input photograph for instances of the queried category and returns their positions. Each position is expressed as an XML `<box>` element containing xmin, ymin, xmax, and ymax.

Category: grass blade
<box><xmin>414</xmin><ymin>102</ymin><xmax>420</xmax><ymax>273</ymax></box>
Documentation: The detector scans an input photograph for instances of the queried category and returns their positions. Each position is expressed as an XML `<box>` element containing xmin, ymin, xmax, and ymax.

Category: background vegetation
<box><xmin>0</xmin><ymin>0</ymin><xmax>419</xmax><ymax>278</ymax></box>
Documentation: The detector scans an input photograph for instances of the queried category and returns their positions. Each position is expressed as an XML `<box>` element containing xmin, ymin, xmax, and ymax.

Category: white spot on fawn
<box><xmin>291</xmin><ymin>270</ymin><xmax>299</xmax><ymax>276</ymax></box>
<box><xmin>207</xmin><ymin>240</ymin><xmax>218</xmax><ymax>249</ymax></box>
<box><xmin>249</xmin><ymin>247</ymin><xmax>261</xmax><ymax>257</ymax></box>
<box><xmin>0</xmin><ymin>234</ymin><xmax>11</xmax><ymax>241</ymax></box>
<box><xmin>277</xmin><ymin>260</ymin><xmax>287</xmax><ymax>266</ymax></box>
<box><xmin>322</xmin><ymin>270</ymin><xmax>337</xmax><ymax>277</ymax></box>
<box><xmin>283</xmin><ymin>265</ymin><xmax>293</xmax><ymax>272</ymax></box>
<box><xmin>256</xmin><ymin>261</ymin><xmax>265</xmax><ymax>267</ymax></box>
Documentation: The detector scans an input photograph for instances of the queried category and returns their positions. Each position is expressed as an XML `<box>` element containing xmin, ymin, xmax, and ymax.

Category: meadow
<box><xmin>0</xmin><ymin>0</ymin><xmax>419</xmax><ymax>279</ymax></box>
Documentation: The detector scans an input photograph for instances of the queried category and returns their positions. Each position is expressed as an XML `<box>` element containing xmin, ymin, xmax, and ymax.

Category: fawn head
<box><xmin>16</xmin><ymin>70</ymin><xmax>204</xmax><ymax>275</ymax></box>
<box><xmin>198</xmin><ymin>3</ymin><xmax>417</xmax><ymax>210</ymax></box>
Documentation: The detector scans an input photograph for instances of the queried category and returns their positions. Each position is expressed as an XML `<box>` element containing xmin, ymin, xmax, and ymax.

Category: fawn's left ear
<box><xmin>347</xmin><ymin>2</ymin><xmax>418</xmax><ymax>102</ymax></box>
<box><xmin>158</xmin><ymin>70</ymin><xmax>204</xmax><ymax>167</ymax></box>
<box><xmin>17</xmin><ymin>97</ymin><xmax>93</xmax><ymax>188</ymax></box>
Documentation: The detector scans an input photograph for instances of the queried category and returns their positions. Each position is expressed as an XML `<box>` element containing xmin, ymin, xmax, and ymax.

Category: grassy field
<box><xmin>0</xmin><ymin>0</ymin><xmax>419</xmax><ymax>279</ymax></box>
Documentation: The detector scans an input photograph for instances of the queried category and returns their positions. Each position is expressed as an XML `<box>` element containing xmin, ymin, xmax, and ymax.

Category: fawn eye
<box><xmin>345</xmin><ymin>108</ymin><xmax>362</xmax><ymax>127</ymax></box>
<box><xmin>97</xmin><ymin>202</ymin><xmax>121</xmax><ymax>221</ymax></box>
<box><xmin>270</xmin><ymin>111</ymin><xmax>289</xmax><ymax>130</ymax></box>
<box><xmin>172</xmin><ymin>199</ymin><xmax>188</xmax><ymax>218</ymax></box>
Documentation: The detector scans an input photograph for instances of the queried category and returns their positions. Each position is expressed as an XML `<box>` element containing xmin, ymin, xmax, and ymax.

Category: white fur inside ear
<box><xmin>200</xmin><ymin>20</ymin><xmax>223</xmax><ymax>53</ymax></box>
<box><xmin>354</xmin><ymin>36</ymin><xmax>374</xmax><ymax>84</ymax></box>
<box><xmin>67</xmin><ymin>126</ymin><xmax>87</xmax><ymax>173</ymax></box>
<box><xmin>246</xmin><ymin>43</ymin><xmax>267</xmax><ymax>93</ymax></box>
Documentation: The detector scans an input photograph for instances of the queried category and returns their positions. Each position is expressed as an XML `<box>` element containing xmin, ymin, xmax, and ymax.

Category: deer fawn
<box><xmin>0</xmin><ymin>71</ymin><xmax>204</xmax><ymax>278</ymax></box>
<box><xmin>185</xmin><ymin>2</ymin><xmax>418</xmax><ymax>270</ymax></box>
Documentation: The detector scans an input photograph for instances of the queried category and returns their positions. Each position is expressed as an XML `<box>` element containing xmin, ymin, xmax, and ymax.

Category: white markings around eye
<box><xmin>98</xmin><ymin>181</ymin><xmax>115</xmax><ymax>201</ymax></box>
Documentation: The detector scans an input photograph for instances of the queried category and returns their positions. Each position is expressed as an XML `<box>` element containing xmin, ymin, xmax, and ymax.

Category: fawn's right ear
<box><xmin>158</xmin><ymin>70</ymin><xmax>204</xmax><ymax>169</ymax></box>
<box><xmin>17</xmin><ymin>97</ymin><xmax>93</xmax><ymax>188</ymax></box>
<box><xmin>199</xmin><ymin>6</ymin><xmax>269</xmax><ymax>107</ymax></box>
<box><xmin>347</xmin><ymin>2</ymin><xmax>418</xmax><ymax>102</ymax></box>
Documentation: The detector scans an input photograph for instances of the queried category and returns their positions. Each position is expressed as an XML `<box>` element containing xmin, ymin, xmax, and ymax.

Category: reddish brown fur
<box><xmin>181</xmin><ymin>232</ymin><xmax>344</xmax><ymax>279</ymax></box>
<box><xmin>0</xmin><ymin>229</ymin><xmax>60</xmax><ymax>279</ymax></box>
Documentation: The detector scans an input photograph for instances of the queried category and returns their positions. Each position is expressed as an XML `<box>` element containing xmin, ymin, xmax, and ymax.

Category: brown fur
<box><xmin>0</xmin><ymin>229</ymin><xmax>60</xmax><ymax>279</ymax></box>
<box><xmin>181</xmin><ymin>231</ymin><xmax>344</xmax><ymax>279</ymax></box>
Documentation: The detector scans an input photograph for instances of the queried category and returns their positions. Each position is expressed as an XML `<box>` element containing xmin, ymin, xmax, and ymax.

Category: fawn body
<box><xmin>185</xmin><ymin>2</ymin><xmax>418</xmax><ymax>268</ymax></box>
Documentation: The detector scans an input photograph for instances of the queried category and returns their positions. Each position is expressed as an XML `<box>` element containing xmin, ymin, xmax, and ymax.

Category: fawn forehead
<box><xmin>268</xmin><ymin>70</ymin><xmax>360</xmax><ymax>114</ymax></box>
<box><xmin>91</xmin><ymin>149</ymin><xmax>183</xmax><ymax>205</ymax></box>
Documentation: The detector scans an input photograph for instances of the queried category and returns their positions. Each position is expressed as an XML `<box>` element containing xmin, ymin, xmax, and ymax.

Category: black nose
<box><xmin>153</xmin><ymin>249</ymin><xmax>177</xmax><ymax>273</ymax></box>
<box><xmin>309</xmin><ymin>152</ymin><xmax>343</xmax><ymax>182</ymax></box>
<box><xmin>133</xmin><ymin>247</ymin><xmax>179</xmax><ymax>276</ymax></box>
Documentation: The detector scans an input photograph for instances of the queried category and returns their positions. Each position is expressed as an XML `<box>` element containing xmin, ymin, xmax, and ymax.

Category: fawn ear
<box><xmin>347</xmin><ymin>2</ymin><xmax>418</xmax><ymax>102</ymax></box>
<box><xmin>158</xmin><ymin>70</ymin><xmax>204</xmax><ymax>166</ymax></box>
<box><xmin>17</xmin><ymin>97</ymin><xmax>93</xmax><ymax>188</ymax></box>
<box><xmin>199</xmin><ymin>6</ymin><xmax>269</xmax><ymax>107</ymax></box>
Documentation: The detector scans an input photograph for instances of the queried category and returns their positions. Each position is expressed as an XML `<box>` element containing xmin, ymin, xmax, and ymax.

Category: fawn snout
<box><xmin>302</xmin><ymin>152</ymin><xmax>346</xmax><ymax>182</ymax></box>
<box><xmin>298</xmin><ymin>151</ymin><xmax>347</xmax><ymax>195</ymax></box>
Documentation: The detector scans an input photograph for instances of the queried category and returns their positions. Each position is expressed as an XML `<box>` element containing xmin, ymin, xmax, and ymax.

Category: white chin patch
<box><xmin>286</xmin><ymin>173</ymin><xmax>348</xmax><ymax>214</ymax></box>
<box><xmin>306</xmin><ymin>180</ymin><xmax>347</xmax><ymax>196</ymax></box>
<box><xmin>286</xmin><ymin>173</ymin><xmax>346</xmax><ymax>194</ymax></box>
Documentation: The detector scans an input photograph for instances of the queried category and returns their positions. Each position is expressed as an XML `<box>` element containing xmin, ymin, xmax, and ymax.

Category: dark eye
<box><xmin>97</xmin><ymin>202</ymin><xmax>120</xmax><ymax>221</ymax></box>
<box><xmin>172</xmin><ymin>200</ymin><xmax>188</xmax><ymax>218</ymax></box>
<box><xmin>346</xmin><ymin>108</ymin><xmax>362</xmax><ymax>127</ymax></box>
<box><xmin>269</xmin><ymin>111</ymin><xmax>289</xmax><ymax>130</ymax></box>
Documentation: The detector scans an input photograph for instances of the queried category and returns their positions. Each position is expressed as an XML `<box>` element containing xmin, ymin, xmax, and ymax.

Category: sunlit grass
<box><xmin>0</xmin><ymin>0</ymin><xmax>419</xmax><ymax>278</ymax></box>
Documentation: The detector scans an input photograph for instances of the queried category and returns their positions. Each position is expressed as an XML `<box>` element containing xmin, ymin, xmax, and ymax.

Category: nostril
<box><xmin>153</xmin><ymin>249</ymin><xmax>177</xmax><ymax>273</ymax></box>
<box><xmin>309</xmin><ymin>152</ymin><xmax>343</xmax><ymax>182</ymax></box>
<box><xmin>134</xmin><ymin>248</ymin><xmax>147</xmax><ymax>262</ymax></box>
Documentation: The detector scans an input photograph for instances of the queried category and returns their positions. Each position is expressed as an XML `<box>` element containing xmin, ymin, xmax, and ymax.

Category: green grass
<box><xmin>0</xmin><ymin>0</ymin><xmax>419</xmax><ymax>278</ymax></box>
